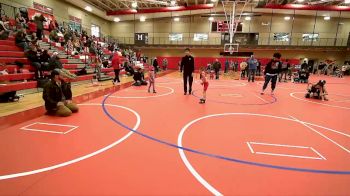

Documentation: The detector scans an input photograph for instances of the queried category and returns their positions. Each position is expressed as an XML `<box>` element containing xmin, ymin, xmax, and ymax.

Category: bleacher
<box><xmin>0</xmin><ymin>33</ymin><xmax>119</xmax><ymax>96</ymax></box>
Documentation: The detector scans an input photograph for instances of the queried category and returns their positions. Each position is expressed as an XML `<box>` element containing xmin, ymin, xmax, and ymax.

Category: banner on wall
<box><xmin>27</xmin><ymin>8</ymin><xmax>55</xmax><ymax>30</ymax></box>
<box><xmin>211</xmin><ymin>21</ymin><xmax>242</xmax><ymax>32</ymax></box>
<box><xmin>33</xmin><ymin>2</ymin><xmax>53</xmax><ymax>15</ymax></box>
<box><xmin>135</xmin><ymin>33</ymin><xmax>149</xmax><ymax>45</ymax></box>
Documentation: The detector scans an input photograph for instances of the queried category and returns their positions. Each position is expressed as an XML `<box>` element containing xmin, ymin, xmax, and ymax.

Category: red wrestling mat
<box><xmin>0</xmin><ymin>74</ymin><xmax>349</xmax><ymax>195</ymax></box>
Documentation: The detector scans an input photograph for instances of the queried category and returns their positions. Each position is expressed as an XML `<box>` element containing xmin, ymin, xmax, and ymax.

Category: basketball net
<box><xmin>222</xmin><ymin>0</ymin><xmax>249</xmax><ymax>54</ymax></box>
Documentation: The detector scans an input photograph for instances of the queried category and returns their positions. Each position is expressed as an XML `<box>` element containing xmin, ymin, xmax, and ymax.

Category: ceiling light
<box><xmin>140</xmin><ymin>16</ymin><xmax>146</xmax><ymax>22</ymax></box>
<box><xmin>170</xmin><ymin>0</ymin><xmax>176</xmax><ymax>6</ymax></box>
<box><xmin>297</xmin><ymin>0</ymin><xmax>304</xmax><ymax>2</ymax></box>
<box><xmin>345</xmin><ymin>0</ymin><xmax>350</xmax><ymax>4</ymax></box>
<box><xmin>211</xmin><ymin>0</ymin><xmax>217</xmax><ymax>2</ymax></box>
<box><xmin>284</xmin><ymin>16</ymin><xmax>291</xmax><ymax>21</ymax></box>
<box><xmin>132</xmin><ymin>2</ymin><xmax>137</xmax><ymax>8</ymax></box>
<box><xmin>208</xmin><ymin>16</ymin><xmax>214</xmax><ymax>21</ymax></box>
<box><xmin>324</xmin><ymin>16</ymin><xmax>331</xmax><ymax>20</ymax></box>
<box><xmin>174</xmin><ymin>17</ymin><xmax>180</xmax><ymax>22</ymax></box>
<box><xmin>245</xmin><ymin>16</ymin><xmax>251</xmax><ymax>21</ymax></box>
<box><xmin>114</xmin><ymin>17</ymin><xmax>120</xmax><ymax>22</ymax></box>
<box><xmin>85</xmin><ymin>6</ymin><xmax>92</xmax><ymax>12</ymax></box>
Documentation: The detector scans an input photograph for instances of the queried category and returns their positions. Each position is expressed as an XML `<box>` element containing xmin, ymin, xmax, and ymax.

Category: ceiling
<box><xmin>66</xmin><ymin>0</ymin><xmax>350</xmax><ymax>21</ymax></box>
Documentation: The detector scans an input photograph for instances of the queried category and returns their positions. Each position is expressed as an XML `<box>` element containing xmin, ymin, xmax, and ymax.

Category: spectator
<box><xmin>213</xmin><ymin>59</ymin><xmax>221</xmax><ymax>80</ymax></box>
<box><xmin>40</xmin><ymin>50</ymin><xmax>51</xmax><ymax>71</ymax></box>
<box><xmin>111</xmin><ymin>51</ymin><xmax>122</xmax><ymax>85</ymax></box>
<box><xmin>279</xmin><ymin>59</ymin><xmax>290</xmax><ymax>82</ymax></box>
<box><xmin>48</xmin><ymin>19</ymin><xmax>58</xmax><ymax>32</ymax></box>
<box><xmin>162</xmin><ymin>58</ymin><xmax>168</xmax><ymax>71</ymax></box>
<box><xmin>301</xmin><ymin>60</ymin><xmax>308</xmax><ymax>70</ymax></box>
<box><xmin>133</xmin><ymin>67</ymin><xmax>147</xmax><ymax>86</ymax></box>
<box><xmin>15</xmin><ymin>13</ymin><xmax>26</xmax><ymax>29</ymax></box>
<box><xmin>224</xmin><ymin>59</ymin><xmax>229</xmax><ymax>73</ymax></box>
<box><xmin>49</xmin><ymin>52</ymin><xmax>76</xmax><ymax>79</ymax></box>
<box><xmin>153</xmin><ymin>57</ymin><xmax>159</xmax><ymax>72</ymax></box>
<box><xmin>247</xmin><ymin>55</ymin><xmax>258</xmax><ymax>82</ymax></box>
<box><xmin>34</xmin><ymin>14</ymin><xmax>46</xmax><ymax>40</ymax></box>
<box><xmin>0</xmin><ymin>16</ymin><xmax>10</xmax><ymax>40</ymax></box>
<box><xmin>240</xmin><ymin>61</ymin><xmax>247</xmax><ymax>79</ymax></box>
<box><xmin>26</xmin><ymin>45</ymin><xmax>43</xmax><ymax>79</ymax></box>
<box><xmin>49</xmin><ymin>29</ymin><xmax>59</xmax><ymax>42</ymax></box>
<box><xmin>257</xmin><ymin>60</ymin><xmax>261</xmax><ymax>76</ymax></box>
<box><xmin>27</xmin><ymin>19</ymin><xmax>37</xmax><ymax>36</ymax></box>
<box><xmin>43</xmin><ymin>70</ymin><xmax>79</xmax><ymax>117</ymax></box>
<box><xmin>15</xmin><ymin>30</ymin><xmax>29</xmax><ymax>51</ymax></box>
<box><xmin>124</xmin><ymin>62</ymin><xmax>134</xmax><ymax>76</ymax></box>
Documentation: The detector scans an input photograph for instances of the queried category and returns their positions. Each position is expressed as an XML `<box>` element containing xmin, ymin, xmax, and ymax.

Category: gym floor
<box><xmin>0</xmin><ymin>72</ymin><xmax>349</xmax><ymax>195</ymax></box>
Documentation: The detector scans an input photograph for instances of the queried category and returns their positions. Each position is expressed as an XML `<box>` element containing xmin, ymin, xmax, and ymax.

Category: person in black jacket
<box><xmin>43</xmin><ymin>70</ymin><xmax>78</xmax><ymax>117</ymax></box>
<box><xmin>261</xmin><ymin>53</ymin><xmax>282</xmax><ymax>95</ymax></box>
<box><xmin>180</xmin><ymin>48</ymin><xmax>195</xmax><ymax>95</ymax></box>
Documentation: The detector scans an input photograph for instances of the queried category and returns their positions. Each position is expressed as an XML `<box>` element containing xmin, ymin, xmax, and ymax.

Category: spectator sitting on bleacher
<box><xmin>15</xmin><ymin>13</ymin><xmax>26</xmax><ymax>29</ymax></box>
<box><xmin>124</xmin><ymin>61</ymin><xmax>134</xmax><ymax>76</ymax></box>
<box><xmin>15</xmin><ymin>30</ymin><xmax>29</xmax><ymax>52</ymax></box>
<box><xmin>43</xmin><ymin>69</ymin><xmax>78</xmax><ymax>117</ymax></box>
<box><xmin>27</xmin><ymin>19</ymin><xmax>37</xmax><ymax>36</ymax></box>
<box><xmin>49</xmin><ymin>29</ymin><xmax>59</xmax><ymax>42</ymax></box>
<box><xmin>49</xmin><ymin>52</ymin><xmax>76</xmax><ymax>79</ymax></box>
<box><xmin>40</xmin><ymin>50</ymin><xmax>51</xmax><ymax>71</ymax></box>
<box><xmin>0</xmin><ymin>15</ymin><xmax>10</xmax><ymax>40</ymax></box>
<box><xmin>26</xmin><ymin>45</ymin><xmax>44</xmax><ymax>79</ymax></box>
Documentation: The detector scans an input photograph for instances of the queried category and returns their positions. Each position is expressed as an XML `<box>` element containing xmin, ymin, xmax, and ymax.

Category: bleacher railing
<box><xmin>112</xmin><ymin>36</ymin><xmax>348</xmax><ymax>47</ymax></box>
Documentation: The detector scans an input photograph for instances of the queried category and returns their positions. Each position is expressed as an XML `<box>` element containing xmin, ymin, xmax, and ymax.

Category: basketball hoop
<box><xmin>221</xmin><ymin>0</ymin><xmax>249</xmax><ymax>54</ymax></box>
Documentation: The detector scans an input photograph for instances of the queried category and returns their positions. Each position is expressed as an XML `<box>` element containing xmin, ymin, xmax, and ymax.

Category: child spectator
<box><xmin>148</xmin><ymin>66</ymin><xmax>156</xmax><ymax>93</ymax></box>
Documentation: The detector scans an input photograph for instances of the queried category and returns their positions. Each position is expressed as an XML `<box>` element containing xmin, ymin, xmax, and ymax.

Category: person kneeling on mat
<box><xmin>43</xmin><ymin>70</ymin><xmax>79</xmax><ymax>117</ymax></box>
<box><xmin>305</xmin><ymin>80</ymin><xmax>328</xmax><ymax>101</ymax></box>
<box><xmin>133</xmin><ymin>67</ymin><xmax>147</xmax><ymax>86</ymax></box>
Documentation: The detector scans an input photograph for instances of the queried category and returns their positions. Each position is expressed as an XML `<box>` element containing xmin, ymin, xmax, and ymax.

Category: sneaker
<box><xmin>184</xmin><ymin>92</ymin><xmax>187</xmax><ymax>95</ymax></box>
<box><xmin>153</xmin><ymin>91</ymin><xmax>157</xmax><ymax>93</ymax></box>
<box><xmin>260</xmin><ymin>92</ymin><xmax>264</xmax><ymax>95</ymax></box>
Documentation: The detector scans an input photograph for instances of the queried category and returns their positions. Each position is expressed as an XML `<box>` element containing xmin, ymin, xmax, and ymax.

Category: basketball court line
<box><xmin>176</xmin><ymin>113</ymin><xmax>350</xmax><ymax>195</ymax></box>
<box><xmin>289</xmin><ymin>115</ymin><xmax>350</xmax><ymax>154</ymax></box>
<box><xmin>247</xmin><ymin>141</ymin><xmax>326</xmax><ymax>160</ymax></box>
<box><xmin>290</xmin><ymin>92</ymin><xmax>350</xmax><ymax>110</ymax></box>
<box><xmin>107</xmin><ymin>85</ymin><xmax>174</xmax><ymax>99</ymax></box>
<box><xmin>0</xmin><ymin>103</ymin><xmax>140</xmax><ymax>180</ymax></box>
<box><xmin>20</xmin><ymin>122</ymin><xmax>78</xmax><ymax>135</ymax></box>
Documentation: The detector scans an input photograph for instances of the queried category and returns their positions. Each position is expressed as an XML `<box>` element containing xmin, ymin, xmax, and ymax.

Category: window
<box><xmin>91</xmin><ymin>24</ymin><xmax>100</xmax><ymax>37</ymax></box>
<box><xmin>302</xmin><ymin>33</ymin><xmax>319</xmax><ymax>42</ymax></box>
<box><xmin>193</xmin><ymin>33</ymin><xmax>208</xmax><ymax>41</ymax></box>
<box><xmin>169</xmin><ymin>33</ymin><xmax>183</xmax><ymax>41</ymax></box>
<box><xmin>273</xmin><ymin>33</ymin><xmax>290</xmax><ymax>42</ymax></box>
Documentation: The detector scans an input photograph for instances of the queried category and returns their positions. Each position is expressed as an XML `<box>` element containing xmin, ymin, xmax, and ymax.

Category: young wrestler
<box><xmin>199</xmin><ymin>70</ymin><xmax>209</xmax><ymax>104</ymax></box>
<box><xmin>305</xmin><ymin>80</ymin><xmax>328</xmax><ymax>101</ymax></box>
<box><xmin>148</xmin><ymin>66</ymin><xmax>156</xmax><ymax>93</ymax></box>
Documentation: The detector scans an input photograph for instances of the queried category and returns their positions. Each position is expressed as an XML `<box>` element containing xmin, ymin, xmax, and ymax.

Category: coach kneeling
<box><xmin>43</xmin><ymin>70</ymin><xmax>79</xmax><ymax>117</ymax></box>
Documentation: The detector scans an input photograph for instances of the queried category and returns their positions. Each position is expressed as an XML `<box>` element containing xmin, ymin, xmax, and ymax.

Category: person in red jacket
<box><xmin>112</xmin><ymin>51</ymin><xmax>122</xmax><ymax>85</ymax></box>
<box><xmin>27</xmin><ymin>19</ymin><xmax>37</xmax><ymax>35</ymax></box>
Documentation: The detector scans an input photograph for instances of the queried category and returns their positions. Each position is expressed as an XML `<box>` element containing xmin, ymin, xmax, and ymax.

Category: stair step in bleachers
<box><xmin>0</xmin><ymin>57</ymin><xmax>29</xmax><ymax>64</ymax></box>
<box><xmin>0</xmin><ymin>73</ymin><xmax>34</xmax><ymax>82</ymax></box>
<box><xmin>0</xmin><ymin>51</ymin><xmax>25</xmax><ymax>57</ymax></box>
<box><xmin>0</xmin><ymin>40</ymin><xmax>15</xmax><ymax>46</ymax></box>
<box><xmin>0</xmin><ymin>81</ymin><xmax>37</xmax><ymax>93</ymax></box>
<box><xmin>0</xmin><ymin>45</ymin><xmax>22</xmax><ymax>51</ymax></box>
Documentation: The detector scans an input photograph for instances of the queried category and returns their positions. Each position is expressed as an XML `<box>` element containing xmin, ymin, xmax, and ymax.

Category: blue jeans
<box><xmin>262</xmin><ymin>74</ymin><xmax>278</xmax><ymax>91</ymax></box>
<box><xmin>248</xmin><ymin>69</ymin><xmax>256</xmax><ymax>82</ymax></box>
